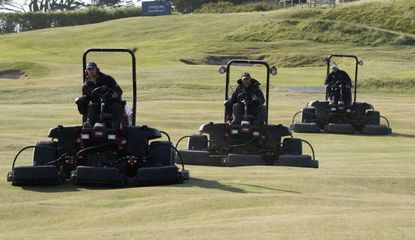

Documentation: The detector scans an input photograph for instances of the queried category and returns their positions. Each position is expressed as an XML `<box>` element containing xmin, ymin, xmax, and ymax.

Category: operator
<box><xmin>225</xmin><ymin>72</ymin><xmax>266</xmax><ymax>125</ymax></box>
<box><xmin>75</xmin><ymin>61</ymin><xmax>123</xmax><ymax>129</ymax></box>
<box><xmin>324</xmin><ymin>63</ymin><xmax>352</xmax><ymax>105</ymax></box>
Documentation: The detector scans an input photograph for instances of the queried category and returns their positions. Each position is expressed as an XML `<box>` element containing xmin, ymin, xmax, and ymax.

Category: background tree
<box><xmin>92</xmin><ymin>0</ymin><xmax>122</xmax><ymax>7</ymax></box>
<box><xmin>27</xmin><ymin>0</ymin><xmax>85</xmax><ymax>12</ymax></box>
<box><xmin>0</xmin><ymin>0</ymin><xmax>26</xmax><ymax>12</ymax></box>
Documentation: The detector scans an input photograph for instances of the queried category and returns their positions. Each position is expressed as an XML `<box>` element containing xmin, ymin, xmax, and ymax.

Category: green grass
<box><xmin>0</xmin><ymin>0</ymin><xmax>415</xmax><ymax>239</ymax></box>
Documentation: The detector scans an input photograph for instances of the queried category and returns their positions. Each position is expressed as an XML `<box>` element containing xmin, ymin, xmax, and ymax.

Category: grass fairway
<box><xmin>1</xmin><ymin>0</ymin><xmax>415</xmax><ymax>239</ymax></box>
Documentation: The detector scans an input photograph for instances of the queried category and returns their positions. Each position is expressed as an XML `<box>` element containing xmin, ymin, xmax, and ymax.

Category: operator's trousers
<box><xmin>86</xmin><ymin>101</ymin><xmax>123</xmax><ymax>128</ymax></box>
<box><xmin>231</xmin><ymin>103</ymin><xmax>266</xmax><ymax>125</ymax></box>
<box><xmin>329</xmin><ymin>88</ymin><xmax>352</xmax><ymax>105</ymax></box>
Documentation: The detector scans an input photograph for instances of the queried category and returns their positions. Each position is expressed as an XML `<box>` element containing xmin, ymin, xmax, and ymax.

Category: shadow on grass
<box><xmin>21</xmin><ymin>182</ymin><xmax>123</xmax><ymax>192</ymax></box>
<box><xmin>179</xmin><ymin>177</ymin><xmax>247</xmax><ymax>193</ymax></box>
<box><xmin>390</xmin><ymin>132</ymin><xmax>415</xmax><ymax>139</ymax></box>
<box><xmin>21</xmin><ymin>182</ymin><xmax>81</xmax><ymax>192</ymax></box>
<box><xmin>233</xmin><ymin>183</ymin><xmax>301</xmax><ymax>194</ymax></box>
<box><xmin>19</xmin><ymin>178</ymin><xmax>302</xmax><ymax>194</ymax></box>
<box><xmin>179</xmin><ymin>177</ymin><xmax>301</xmax><ymax>194</ymax></box>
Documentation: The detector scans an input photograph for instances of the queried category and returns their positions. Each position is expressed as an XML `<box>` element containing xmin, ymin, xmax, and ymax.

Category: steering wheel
<box><xmin>237</xmin><ymin>92</ymin><xmax>253</xmax><ymax>105</ymax></box>
<box><xmin>92</xmin><ymin>86</ymin><xmax>116</xmax><ymax>100</ymax></box>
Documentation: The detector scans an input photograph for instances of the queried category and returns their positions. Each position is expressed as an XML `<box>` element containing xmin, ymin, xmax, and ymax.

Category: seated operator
<box><xmin>224</xmin><ymin>72</ymin><xmax>266</xmax><ymax>125</ymax></box>
<box><xmin>75</xmin><ymin>61</ymin><xmax>123</xmax><ymax>129</ymax></box>
<box><xmin>324</xmin><ymin>63</ymin><xmax>352</xmax><ymax>105</ymax></box>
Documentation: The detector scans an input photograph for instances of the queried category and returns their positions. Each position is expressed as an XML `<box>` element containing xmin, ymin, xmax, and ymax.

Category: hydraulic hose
<box><xmin>11</xmin><ymin>142</ymin><xmax>76</xmax><ymax>170</ymax></box>
<box><xmin>380</xmin><ymin>116</ymin><xmax>391</xmax><ymax>128</ymax></box>
<box><xmin>299</xmin><ymin>139</ymin><xmax>316</xmax><ymax>161</ymax></box>
<box><xmin>159</xmin><ymin>131</ymin><xmax>171</xmax><ymax>143</ymax></box>
<box><xmin>291</xmin><ymin>111</ymin><xmax>302</xmax><ymax>125</ymax></box>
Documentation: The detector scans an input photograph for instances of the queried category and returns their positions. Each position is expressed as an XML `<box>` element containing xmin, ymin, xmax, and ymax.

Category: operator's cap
<box><xmin>331</xmin><ymin>63</ymin><xmax>338</xmax><ymax>69</ymax></box>
<box><xmin>241</xmin><ymin>72</ymin><xmax>251</xmax><ymax>80</ymax></box>
<box><xmin>86</xmin><ymin>61</ymin><xmax>98</xmax><ymax>70</ymax></box>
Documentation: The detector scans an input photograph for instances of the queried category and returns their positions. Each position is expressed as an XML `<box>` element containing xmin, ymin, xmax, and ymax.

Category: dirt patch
<box><xmin>202</xmin><ymin>55</ymin><xmax>248</xmax><ymax>65</ymax></box>
<box><xmin>0</xmin><ymin>70</ymin><xmax>26</xmax><ymax>79</ymax></box>
<box><xmin>178</xmin><ymin>58</ymin><xmax>198</xmax><ymax>65</ymax></box>
<box><xmin>179</xmin><ymin>55</ymin><xmax>251</xmax><ymax>65</ymax></box>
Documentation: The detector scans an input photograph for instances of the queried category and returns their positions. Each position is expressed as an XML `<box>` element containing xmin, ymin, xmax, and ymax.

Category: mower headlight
<box><xmin>252</xmin><ymin>131</ymin><xmax>260</xmax><ymax>136</ymax></box>
<box><xmin>346</xmin><ymin>109</ymin><xmax>351</xmax><ymax>113</ymax></box>
<box><xmin>107</xmin><ymin>134</ymin><xmax>116</xmax><ymax>140</ymax></box>
<box><xmin>81</xmin><ymin>133</ymin><xmax>90</xmax><ymax>140</ymax></box>
<box><xmin>331</xmin><ymin>107</ymin><xmax>336</xmax><ymax>111</ymax></box>
<box><xmin>231</xmin><ymin>129</ymin><xmax>239</xmax><ymax>134</ymax></box>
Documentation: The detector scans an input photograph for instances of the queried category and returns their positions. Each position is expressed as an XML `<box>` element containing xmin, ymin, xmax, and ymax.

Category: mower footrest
<box><xmin>9</xmin><ymin>165</ymin><xmax>61</xmax><ymax>186</ymax></box>
<box><xmin>71</xmin><ymin>166</ymin><xmax>122</xmax><ymax>185</ymax></box>
<box><xmin>291</xmin><ymin>123</ymin><xmax>320</xmax><ymax>133</ymax></box>
<box><xmin>134</xmin><ymin>166</ymin><xmax>182</xmax><ymax>186</ymax></box>
<box><xmin>360</xmin><ymin>124</ymin><xmax>392</xmax><ymax>135</ymax></box>
<box><xmin>325</xmin><ymin>123</ymin><xmax>355</xmax><ymax>134</ymax></box>
<box><xmin>225</xmin><ymin>154</ymin><xmax>264</xmax><ymax>167</ymax></box>
<box><xmin>277</xmin><ymin>155</ymin><xmax>319</xmax><ymax>168</ymax></box>
<box><xmin>177</xmin><ymin>150</ymin><xmax>214</xmax><ymax>165</ymax></box>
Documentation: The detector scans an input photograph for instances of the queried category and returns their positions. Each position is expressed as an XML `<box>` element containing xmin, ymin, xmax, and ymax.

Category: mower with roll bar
<box><xmin>291</xmin><ymin>54</ymin><xmax>392</xmax><ymax>135</ymax></box>
<box><xmin>177</xmin><ymin>59</ymin><xmax>319</xmax><ymax>168</ymax></box>
<box><xmin>7</xmin><ymin>48</ymin><xmax>189</xmax><ymax>187</ymax></box>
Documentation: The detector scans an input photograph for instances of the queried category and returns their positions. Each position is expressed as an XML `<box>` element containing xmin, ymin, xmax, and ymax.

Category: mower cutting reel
<box><xmin>7</xmin><ymin>48</ymin><xmax>188</xmax><ymax>187</ymax></box>
<box><xmin>177</xmin><ymin>59</ymin><xmax>318</xmax><ymax>168</ymax></box>
<box><xmin>291</xmin><ymin>54</ymin><xmax>392</xmax><ymax>135</ymax></box>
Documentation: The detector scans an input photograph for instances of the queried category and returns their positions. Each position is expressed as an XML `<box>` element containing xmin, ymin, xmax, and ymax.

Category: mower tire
<box><xmin>33</xmin><ymin>141</ymin><xmax>57</xmax><ymax>166</ymax></box>
<box><xmin>148</xmin><ymin>141</ymin><xmax>174</xmax><ymax>166</ymax></box>
<box><xmin>281</xmin><ymin>138</ymin><xmax>302</xmax><ymax>155</ymax></box>
<box><xmin>365</xmin><ymin>111</ymin><xmax>380</xmax><ymax>125</ymax></box>
<box><xmin>301</xmin><ymin>108</ymin><xmax>316</xmax><ymax>123</ymax></box>
<box><xmin>188</xmin><ymin>135</ymin><xmax>208</xmax><ymax>150</ymax></box>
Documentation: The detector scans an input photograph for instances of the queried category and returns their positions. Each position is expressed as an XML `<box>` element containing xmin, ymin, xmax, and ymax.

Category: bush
<box><xmin>195</xmin><ymin>1</ymin><xmax>282</xmax><ymax>14</ymax></box>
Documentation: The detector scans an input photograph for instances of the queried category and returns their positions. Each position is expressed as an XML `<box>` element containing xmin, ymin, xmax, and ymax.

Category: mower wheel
<box><xmin>10</xmin><ymin>165</ymin><xmax>61</xmax><ymax>186</ymax></box>
<box><xmin>33</xmin><ymin>141</ymin><xmax>57</xmax><ymax>166</ymax></box>
<box><xmin>325</xmin><ymin>123</ymin><xmax>355</xmax><ymax>134</ymax></box>
<box><xmin>148</xmin><ymin>141</ymin><xmax>174</xmax><ymax>166</ymax></box>
<box><xmin>281</xmin><ymin>138</ymin><xmax>302</xmax><ymax>155</ymax></box>
<box><xmin>177</xmin><ymin>150</ymin><xmax>213</xmax><ymax>165</ymax></box>
<box><xmin>301</xmin><ymin>108</ymin><xmax>316</xmax><ymax>123</ymax></box>
<box><xmin>360</xmin><ymin>124</ymin><xmax>392</xmax><ymax>135</ymax></box>
<box><xmin>134</xmin><ymin>166</ymin><xmax>182</xmax><ymax>186</ymax></box>
<box><xmin>365</xmin><ymin>111</ymin><xmax>380</xmax><ymax>125</ymax></box>
<box><xmin>277</xmin><ymin>155</ymin><xmax>319</xmax><ymax>168</ymax></box>
<box><xmin>225</xmin><ymin>154</ymin><xmax>263</xmax><ymax>167</ymax></box>
<box><xmin>188</xmin><ymin>135</ymin><xmax>208</xmax><ymax>150</ymax></box>
<box><xmin>291</xmin><ymin>123</ymin><xmax>320</xmax><ymax>133</ymax></box>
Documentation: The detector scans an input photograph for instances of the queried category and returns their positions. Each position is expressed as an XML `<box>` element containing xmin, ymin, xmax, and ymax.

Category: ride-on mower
<box><xmin>291</xmin><ymin>54</ymin><xmax>392</xmax><ymax>135</ymax></box>
<box><xmin>177</xmin><ymin>59</ymin><xmax>318</xmax><ymax>168</ymax></box>
<box><xmin>7</xmin><ymin>48</ymin><xmax>189</xmax><ymax>186</ymax></box>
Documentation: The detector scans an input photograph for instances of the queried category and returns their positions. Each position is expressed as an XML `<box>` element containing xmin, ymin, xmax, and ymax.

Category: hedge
<box><xmin>0</xmin><ymin>7</ymin><xmax>140</xmax><ymax>34</ymax></box>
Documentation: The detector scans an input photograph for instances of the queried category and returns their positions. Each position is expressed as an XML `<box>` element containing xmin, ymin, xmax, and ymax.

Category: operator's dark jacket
<box><xmin>82</xmin><ymin>72</ymin><xmax>123</xmax><ymax>103</ymax></box>
<box><xmin>225</xmin><ymin>79</ymin><xmax>265</xmax><ymax>110</ymax></box>
<box><xmin>324</xmin><ymin>69</ymin><xmax>352</xmax><ymax>88</ymax></box>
